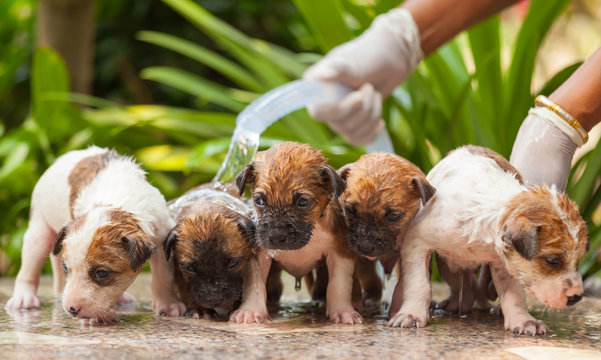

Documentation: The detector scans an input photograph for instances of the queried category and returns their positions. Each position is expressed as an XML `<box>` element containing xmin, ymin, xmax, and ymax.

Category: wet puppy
<box><xmin>5</xmin><ymin>147</ymin><xmax>185</xmax><ymax>324</ymax></box>
<box><xmin>339</xmin><ymin>153</ymin><xmax>435</xmax><ymax>313</ymax></box>
<box><xmin>164</xmin><ymin>183</ymin><xmax>258</xmax><ymax>318</ymax></box>
<box><xmin>232</xmin><ymin>142</ymin><xmax>361</xmax><ymax>324</ymax></box>
<box><xmin>389</xmin><ymin>145</ymin><xmax>588</xmax><ymax>335</ymax></box>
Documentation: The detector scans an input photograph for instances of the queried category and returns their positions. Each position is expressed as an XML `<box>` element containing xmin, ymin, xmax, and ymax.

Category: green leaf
<box><xmin>504</xmin><ymin>0</ymin><xmax>571</xmax><ymax>152</ymax></box>
<box><xmin>467</xmin><ymin>16</ymin><xmax>503</xmax><ymax>149</ymax></box>
<box><xmin>161</xmin><ymin>0</ymin><xmax>305</xmax><ymax>78</ymax></box>
<box><xmin>31</xmin><ymin>47</ymin><xmax>80</xmax><ymax>142</ymax></box>
<box><xmin>140</xmin><ymin>66</ymin><xmax>247</xmax><ymax>112</ymax></box>
<box><xmin>137</xmin><ymin>31</ymin><xmax>264</xmax><ymax>92</ymax></box>
<box><xmin>293</xmin><ymin>0</ymin><xmax>352</xmax><ymax>51</ymax></box>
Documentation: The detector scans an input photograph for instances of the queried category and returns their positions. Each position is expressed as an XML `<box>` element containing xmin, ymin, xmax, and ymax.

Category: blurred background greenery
<box><xmin>0</xmin><ymin>0</ymin><xmax>600</xmax><ymax>286</ymax></box>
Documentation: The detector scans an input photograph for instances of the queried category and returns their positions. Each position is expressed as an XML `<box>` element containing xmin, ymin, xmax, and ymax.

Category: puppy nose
<box><xmin>567</xmin><ymin>294</ymin><xmax>582</xmax><ymax>306</ymax></box>
<box><xmin>68</xmin><ymin>306</ymin><xmax>81</xmax><ymax>317</ymax></box>
<box><xmin>357</xmin><ymin>242</ymin><xmax>374</xmax><ymax>254</ymax></box>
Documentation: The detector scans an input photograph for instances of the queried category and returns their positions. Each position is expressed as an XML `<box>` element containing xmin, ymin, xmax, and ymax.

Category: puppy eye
<box><xmin>345</xmin><ymin>205</ymin><xmax>356</xmax><ymax>216</ymax></box>
<box><xmin>228</xmin><ymin>258</ymin><xmax>241</xmax><ymax>270</ymax></box>
<box><xmin>95</xmin><ymin>269</ymin><xmax>109</xmax><ymax>280</ymax></box>
<box><xmin>387</xmin><ymin>213</ymin><xmax>403</xmax><ymax>223</ymax></box>
<box><xmin>297</xmin><ymin>196</ymin><xmax>311</xmax><ymax>208</ymax></box>
<box><xmin>254</xmin><ymin>195</ymin><xmax>265</xmax><ymax>207</ymax></box>
<box><xmin>544</xmin><ymin>257</ymin><xmax>561</xmax><ymax>267</ymax></box>
<box><xmin>62</xmin><ymin>263</ymin><xmax>70</xmax><ymax>274</ymax></box>
<box><xmin>185</xmin><ymin>264</ymin><xmax>196</xmax><ymax>274</ymax></box>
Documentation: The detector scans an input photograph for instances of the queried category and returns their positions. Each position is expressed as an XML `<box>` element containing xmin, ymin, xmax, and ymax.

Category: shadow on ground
<box><xmin>0</xmin><ymin>274</ymin><xmax>599</xmax><ymax>359</ymax></box>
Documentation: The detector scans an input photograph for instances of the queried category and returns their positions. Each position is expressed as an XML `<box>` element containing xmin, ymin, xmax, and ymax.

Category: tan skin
<box><xmin>549</xmin><ymin>48</ymin><xmax>601</xmax><ymax>131</ymax></box>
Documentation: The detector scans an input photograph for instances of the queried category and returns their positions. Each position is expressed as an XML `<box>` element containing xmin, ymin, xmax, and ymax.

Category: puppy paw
<box><xmin>229</xmin><ymin>308</ymin><xmax>269</xmax><ymax>324</ymax></box>
<box><xmin>116</xmin><ymin>291</ymin><xmax>136</xmax><ymax>306</ymax></box>
<box><xmin>5</xmin><ymin>292</ymin><xmax>40</xmax><ymax>310</ymax></box>
<box><xmin>505</xmin><ymin>315</ymin><xmax>549</xmax><ymax>336</ymax></box>
<box><xmin>326</xmin><ymin>308</ymin><xmax>363</xmax><ymax>325</ymax></box>
<box><xmin>389</xmin><ymin>312</ymin><xmax>428</xmax><ymax>328</ymax></box>
<box><xmin>153</xmin><ymin>298</ymin><xmax>186</xmax><ymax>317</ymax></box>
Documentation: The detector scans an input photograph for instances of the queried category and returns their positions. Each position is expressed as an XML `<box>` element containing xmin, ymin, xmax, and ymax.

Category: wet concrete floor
<box><xmin>0</xmin><ymin>273</ymin><xmax>599</xmax><ymax>359</ymax></box>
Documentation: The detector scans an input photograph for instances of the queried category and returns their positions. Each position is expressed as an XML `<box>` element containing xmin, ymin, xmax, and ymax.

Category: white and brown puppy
<box><xmin>339</xmin><ymin>153</ymin><xmax>435</xmax><ymax>313</ymax></box>
<box><xmin>389</xmin><ymin>145</ymin><xmax>588</xmax><ymax>335</ymax></box>
<box><xmin>232</xmin><ymin>142</ymin><xmax>362</xmax><ymax>324</ymax></box>
<box><xmin>5</xmin><ymin>146</ymin><xmax>185</xmax><ymax>324</ymax></box>
<box><xmin>164</xmin><ymin>183</ymin><xmax>258</xmax><ymax>319</ymax></box>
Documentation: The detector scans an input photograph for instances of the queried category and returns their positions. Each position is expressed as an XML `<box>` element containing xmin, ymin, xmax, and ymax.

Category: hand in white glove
<box><xmin>510</xmin><ymin>106</ymin><xmax>584</xmax><ymax>190</ymax></box>
<box><xmin>303</xmin><ymin>8</ymin><xmax>423</xmax><ymax>146</ymax></box>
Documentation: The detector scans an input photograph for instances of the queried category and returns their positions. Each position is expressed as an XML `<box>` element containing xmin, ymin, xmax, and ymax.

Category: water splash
<box><xmin>213</xmin><ymin>80</ymin><xmax>394</xmax><ymax>183</ymax></box>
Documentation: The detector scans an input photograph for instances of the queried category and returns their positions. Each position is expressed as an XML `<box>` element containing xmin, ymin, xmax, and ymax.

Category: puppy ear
<box><xmin>502</xmin><ymin>224</ymin><xmax>540</xmax><ymax>260</ymax></box>
<box><xmin>338</xmin><ymin>164</ymin><xmax>353</xmax><ymax>181</ymax></box>
<box><xmin>235</xmin><ymin>163</ymin><xmax>256</xmax><ymax>196</ymax></box>
<box><xmin>121</xmin><ymin>234</ymin><xmax>157</xmax><ymax>270</ymax></box>
<box><xmin>322</xmin><ymin>165</ymin><xmax>346</xmax><ymax>197</ymax></box>
<box><xmin>164</xmin><ymin>231</ymin><xmax>178</xmax><ymax>262</ymax></box>
<box><xmin>236</xmin><ymin>216</ymin><xmax>256</xmax><ymax>247</ymax></box>
<box><xmin>411</xmin><ymin>177</ymin><xmax>436</xmax><ymax>205</ymax></box>
<box><xmin>52</xmin><ymin>226</ymin><xmax>68</xmax><ymax>255</ymax></box>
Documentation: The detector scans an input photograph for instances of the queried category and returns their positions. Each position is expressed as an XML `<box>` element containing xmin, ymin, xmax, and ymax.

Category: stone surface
<box><xmin>0</xmin><ymin>273</ymin><xmax>600</xmax><ymax>359</ymax></box>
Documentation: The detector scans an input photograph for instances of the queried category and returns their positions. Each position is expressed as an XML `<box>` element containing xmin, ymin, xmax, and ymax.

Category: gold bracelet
<box><xmin>535</xmin><ymin>95</ymin><xmax>588</xmax><ymax>143</ymax></box>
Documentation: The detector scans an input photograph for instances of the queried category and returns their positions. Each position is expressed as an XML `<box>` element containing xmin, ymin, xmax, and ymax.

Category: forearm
<box><xmin>401</xmin><ymin>0</ymin><xmax>519</xmax><ymax>55</ymax></box>
<box><xmin>550</xmin><ymin>48</ymin><xmax>601</xmax><ymax>131</ymax></box>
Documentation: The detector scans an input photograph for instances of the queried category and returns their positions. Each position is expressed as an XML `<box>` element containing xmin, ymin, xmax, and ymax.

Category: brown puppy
<box><xmin>164</xmin><ymin>183</ymin><xmax>257</xmax><ymax>318</ymax></box>
<box><xmin>339</xmin><ymin>153</ymin><xmax>435</xmax><ymax>314</ymax></box>
<box><xmin>232</xmin><ymin>142</ymin><xmax>362</xmax><ymax>324</ymax></box>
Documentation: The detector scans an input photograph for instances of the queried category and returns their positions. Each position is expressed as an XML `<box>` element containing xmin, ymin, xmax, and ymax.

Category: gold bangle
<box><xmin>535</xmin><ymin>95</ymin><xmax>588</xmax><ymax>143</ymax></box>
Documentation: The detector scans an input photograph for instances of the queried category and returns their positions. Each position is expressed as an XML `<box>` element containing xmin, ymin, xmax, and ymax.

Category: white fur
<box><xmin>6</xmin><ymin>146</ymin><xmax>184</xmax><ymax>321</ymax></box>
<box><xmin>389</xmin><ymin>148</ymin><xmax>562</xmax><ymax>334</ymax></box>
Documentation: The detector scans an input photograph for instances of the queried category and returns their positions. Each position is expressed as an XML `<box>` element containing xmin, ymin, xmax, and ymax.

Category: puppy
<box><xmin>164</xmin><ymin>183</ymin><xmax>257</xmax><ymax>318</ymax></box>
<box><xmin>339</xmin><ymin>153</ymin><xmax>435</xmax><ymax>313</ymax></box>
<box><xmin>5</xmin><ymin>147</ymin><xmax>185</xmax><ymax>324</ymax></box>
<box><xmin>232</xmin><ymin>142</ymin><xmax>362</xmax><ymax>324</ymax></box>
<box><xmin>389</xmin><ymin>145</ymin><xmax>588</xmax><ymax>335</ymax></box>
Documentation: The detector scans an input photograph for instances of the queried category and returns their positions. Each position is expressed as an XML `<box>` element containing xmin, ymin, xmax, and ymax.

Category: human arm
<box><xmin>510</xmin><ymin>48</ymin><xmax>601</xmax><ymax>189</ymax></box>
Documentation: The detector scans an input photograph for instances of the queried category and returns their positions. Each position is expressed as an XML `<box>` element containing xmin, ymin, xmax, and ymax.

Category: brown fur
<box><xmin>68</xmin><ymin>150</ymin><xmax>120</xmax><ymax>219</ymax></box>
<box><xmin>88</xmin><ymin>209</ymin><xmax>156</xmax><ymax>272</ymax></box>
<box><xmin>465</xmin><ymin>145</ymin><xmax>524</xmax><ymax>185</ymax></box>
<box><xmin>237</xmin><ymin>141</ymin><xmax>349</xmax><ymax>254</ymax></box>
<box><xmin>173</xmin><ymin>206</ymin><xmax>253</xmax><ymax>265</ymax></box>
<box><xmin>339</xmin><ymin>153</ymin><xmax>434</xmax><ymax>306</ymax></box>
<box><xmin>167</xmin><ymin>186</ymin><xmax>256</xmax><ymax>315</ymax></box>
<box><xmin>341</xmin><ymin>153</ymin><xmax>428</xmax><ymax>232</ymax></box>
<box><xmin>501</xmin><ymin>186</ymin><xmax>588</xmax><ymax>285</ymax></box>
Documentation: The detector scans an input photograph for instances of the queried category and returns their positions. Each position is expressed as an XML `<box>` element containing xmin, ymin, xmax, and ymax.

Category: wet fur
<box><xmin>389</xmin><ymin>146</ymin><xmax>588</xmax><ymax>335</ymax></box>
<box><xmin>165</xmin><ymin>183</ymin><xmax>257</xmax><ymax>317</ymax></box>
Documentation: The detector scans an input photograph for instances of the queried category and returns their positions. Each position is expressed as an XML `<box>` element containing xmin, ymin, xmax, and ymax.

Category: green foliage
<box><xmin>1</xmin><ymin>0</ymin><xmax>601</xmax><ymax>280</ymax></box>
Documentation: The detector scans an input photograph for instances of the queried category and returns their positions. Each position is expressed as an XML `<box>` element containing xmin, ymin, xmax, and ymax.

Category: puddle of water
<box><xmin>1</xmin><ymin>277</ymin><xmax>600</xmax><ymax>359</ymax></box>
<box><xmin>506</xmin><ymin>346</ymin><xmax>601</xmax><ymax>360</ymax></box>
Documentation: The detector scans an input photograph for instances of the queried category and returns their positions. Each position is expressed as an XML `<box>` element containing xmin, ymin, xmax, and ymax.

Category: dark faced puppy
<box><xmin>340</xmin><ymin>153</ymin><xmax>435</xmax><ymax>258</ymax></box>
<box><xmin>165</xmin><ymin>184</ymin><xmax>256</xmax><ymax>318</ymax></box>
<box><xmin>236</xmin><ymin>142</ymin><xmax>345</xmax><ymax>251</ymax></box>
<box><xmin>338</xmin><ymin>153</ymin><xmax>435</xmax><ymax>309</ymax></box>
<box><xmin>234</xmin><ymin>142</ymin><xmax>363</xmax><ymax>324</ymax></box>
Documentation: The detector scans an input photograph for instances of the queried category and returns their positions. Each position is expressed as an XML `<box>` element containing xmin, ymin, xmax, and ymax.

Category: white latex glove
<box><xmin>303</xmin><ymin>8</ymin><xmax>423</xmax><ymax>146</ymax></box>
<box><xmin>510</xmin><ymin>107</ymin><xmax>584</xmax><ymax>190</ymax></box>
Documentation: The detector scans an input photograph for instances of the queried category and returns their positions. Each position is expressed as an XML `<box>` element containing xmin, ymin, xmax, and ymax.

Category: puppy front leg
<box><xmin>6</xmin><ymin>214</ymin><xmax>56</xmax><ymax>310</ymax></box>
<box><xmin>230</xmin><ymin>250</ymin><xmax>271</xmax><ymax>323</ymax></box>
<box><xmin>325</xmin><ymin>250</ymin><xmax>363</xmax><ymax>324</ymax></box>
<box><xmin>489</xmin><ymin>263</ymin><xmax>548</xmax><ymax>336</ymax></box>
<box><xmin>149</xmin><ymin>245</ymin><xmax>186</xmax><ymax>317</ymax></box>
<box><xmin>389</xmin><ymin>243</ymin><xmax>431</xmax><ymax>328</ymax></box>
